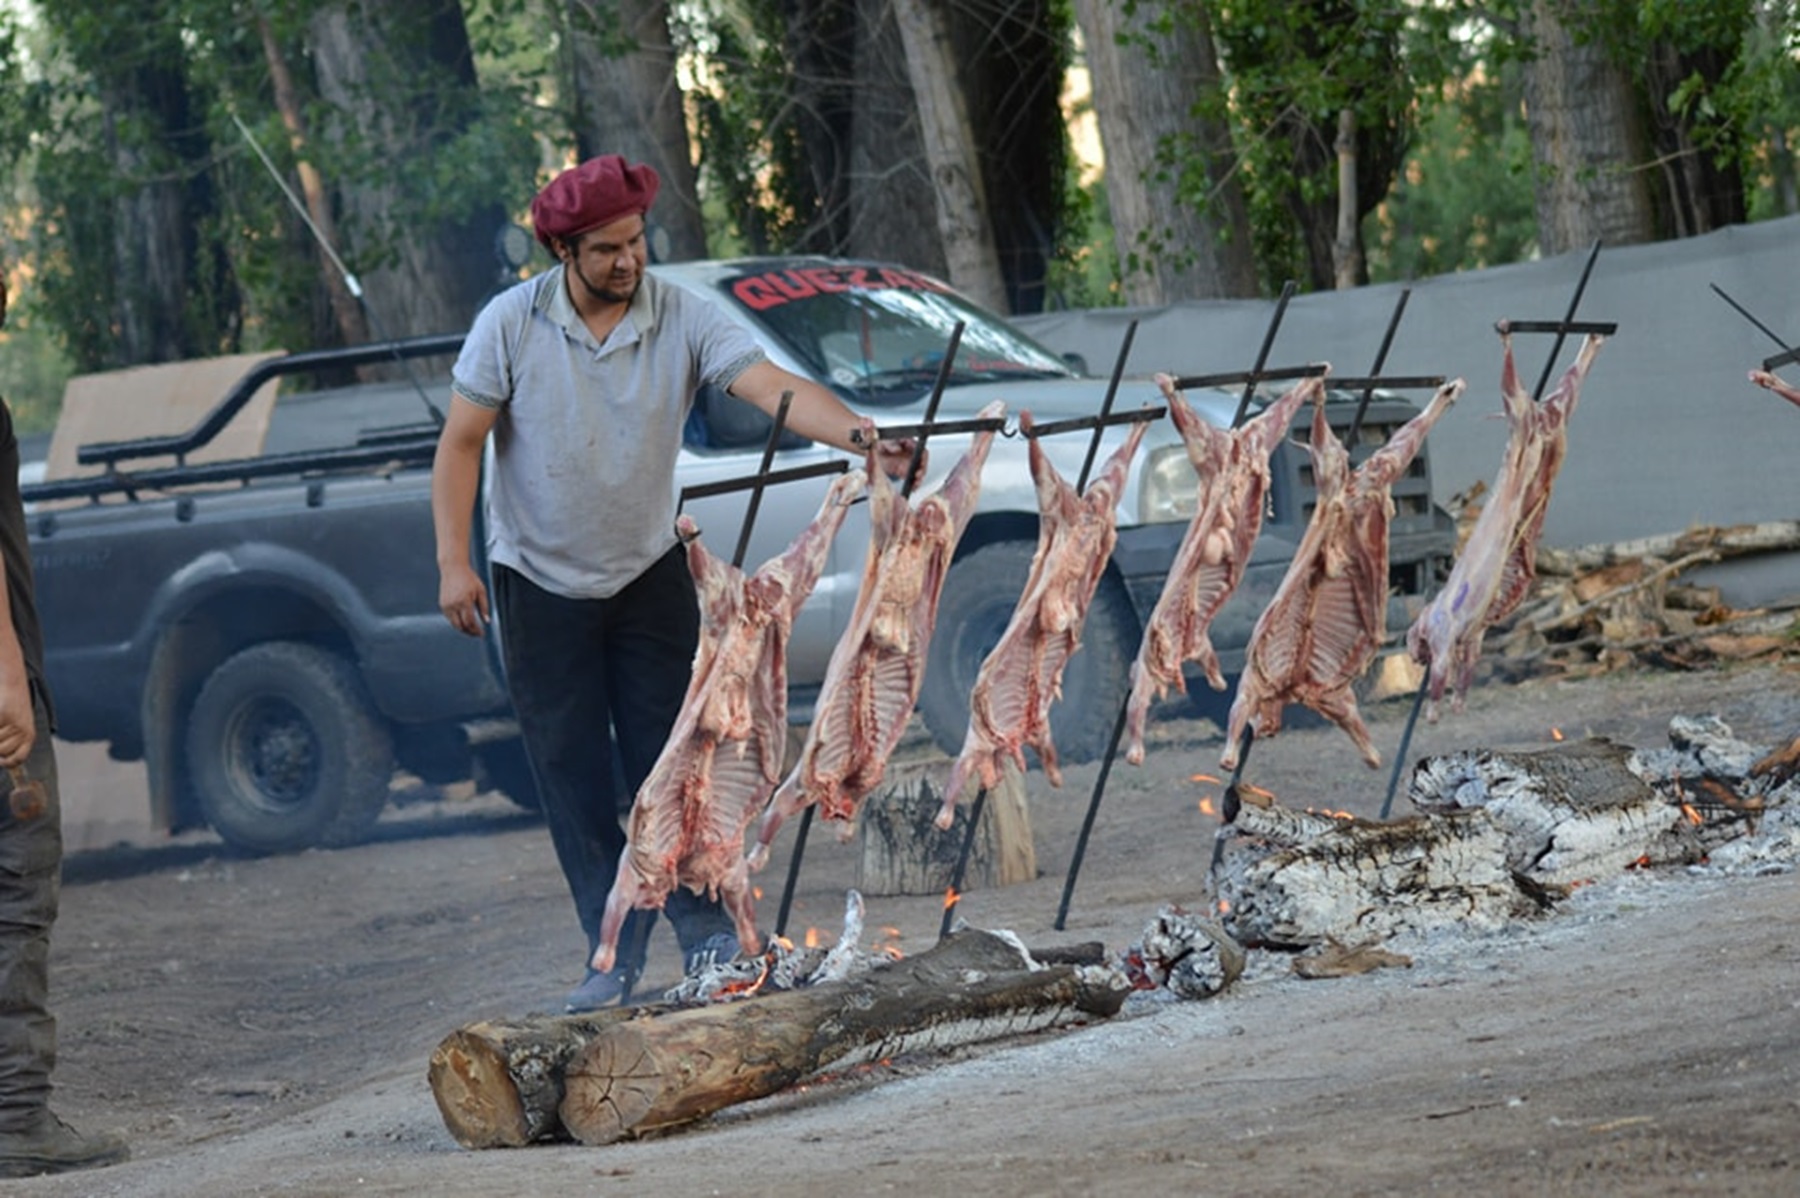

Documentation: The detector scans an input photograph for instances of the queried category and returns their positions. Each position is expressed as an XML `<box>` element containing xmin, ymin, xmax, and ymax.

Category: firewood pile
<box><xmin>1453</xmin><ymin>505</ymin><xmax>1800</xmax><ymax>681</ymax></box>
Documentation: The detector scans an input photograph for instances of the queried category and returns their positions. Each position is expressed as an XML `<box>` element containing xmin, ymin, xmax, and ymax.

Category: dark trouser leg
<box><xmin>600</xmin><ymin>547</ymin><xmax>736</xmax><ymax>957</ymax></box>
<box><xmin>492</xmin><ymin>565</ymin><xmax>641</xmax><ymax>966</ymax></box>
<box><xmin>0</xmin><ymin>694</ymin><xmax>60</xmax><ymax>1132</ymax></box>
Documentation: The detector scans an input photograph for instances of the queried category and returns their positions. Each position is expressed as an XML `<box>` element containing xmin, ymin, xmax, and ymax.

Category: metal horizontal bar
<box><xmin>1328</xmin><ymin>375</ymin><xmax>1446</xmax><ymax>391</ymax></box>
<box><xmin>1025</xmin><ymin>406</ymin><xmax>1167</xmax><ymax>439</ymax></box>
<box><xmin>867</xmin><ymin>416</ymin><xmax>1008</xmax><ymax>442</ymax></box>
<box><xmin>1500</xmin><ymin>320</ymin><xmax>1618</xmax><ymax>335</ymax></box>
<box><xmin>1762</xmin><ymin>347</ymin><xmax>1800</xmax><ymax>371</ymax></box>
<box><xmin>678</xmin><ymin>458</ymin><xmax>849</xmax><ymax>503</ymax></box>
<box><xmin>1172</xmin><ymin>363</ymin><xmax>1328</xmax><ymax>390</ymax></box>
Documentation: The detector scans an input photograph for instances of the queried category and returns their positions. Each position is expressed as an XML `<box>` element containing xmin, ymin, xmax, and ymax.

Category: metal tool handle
<box><xmin>7</xmin><ymin>763</ymin><xmax>46</xmax><ymax>820</ymax></box>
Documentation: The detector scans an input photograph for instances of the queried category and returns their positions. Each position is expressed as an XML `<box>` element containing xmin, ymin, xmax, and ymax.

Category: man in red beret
<box><xmin>431</xmin><ymin>155</ymin><xmax>921</xmax><ymax>1011</ymax></box>
<box><xmin>0</xmin><ymin>266</ymin><xmax>129</xmax><ymax>1178</ymax></box>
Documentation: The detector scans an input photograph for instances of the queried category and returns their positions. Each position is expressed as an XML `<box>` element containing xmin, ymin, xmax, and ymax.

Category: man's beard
<box><xmin>570</xmin><ymin>259</ymin><xmax>640</xmax><ymax>306</ymax></box>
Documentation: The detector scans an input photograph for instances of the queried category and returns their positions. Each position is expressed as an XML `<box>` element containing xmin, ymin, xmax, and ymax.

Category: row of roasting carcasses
<box><xmin>592</xmin><ymin>329</ymin><xmax>1800</xmax><ymax>973</ymax></box>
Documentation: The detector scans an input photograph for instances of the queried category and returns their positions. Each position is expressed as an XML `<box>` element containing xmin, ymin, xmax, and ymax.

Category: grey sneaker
<box><xmin>564</xmin><ymin>968</ymin><xmax>628</xmax><ymax>1013</ymax></box>
<box><xmin>0</xmin><ymin>1110</ymin><xmax>129</xmax><ymax>1179</ymax></box>
<box><xmin>683</xmin><ymin>932</ymin><xmax>741</xmax><ymax>975</ymax></box>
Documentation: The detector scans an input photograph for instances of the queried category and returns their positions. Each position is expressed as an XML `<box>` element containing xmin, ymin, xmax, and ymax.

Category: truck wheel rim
<box><xmin>226</xmin><ymin>698</ymin><xmax>321</xmax><ymax>810</ymax></box>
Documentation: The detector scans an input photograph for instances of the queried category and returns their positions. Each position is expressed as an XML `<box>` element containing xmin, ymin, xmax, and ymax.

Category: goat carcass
<box><xmin>751</xmin><ymin>400</ymin><xmax>1005</xmax><ymax>865</ymax></box>
<box><xmin>1123</xmin><ymin>372</ymin><xmax>1325</xmax><ymax>765</ymax></box>
<box><xmin>1222</xmin><ymin>378</ymin><xmax>1464</xmax><ymax>769</ymax></box>
<box><xmin>1406</xmin><ymin>325</ymin><xmax>1604</xmax><ymax>721</ymax></box>
<box><xmin>936</xmin><ymin>409</ymin><xmax>1151</xmax><ymax>828</ymax></box>
<box><xmin>592</xmin><ymin>467</ymin><xmax>868</xmax><ymax>972</ymax></box>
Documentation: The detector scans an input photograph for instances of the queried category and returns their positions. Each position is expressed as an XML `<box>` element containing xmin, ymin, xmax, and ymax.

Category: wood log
<box><xmin>1217</xmin><ymin>805</ymin><xmax>1525</xmax><ymax>949</ymax></box>
<box><xmin>1405</xmin><ymin>738</ymin><xmax>1690</xmax><ymax>882</ymax></box>
<box><xmin>558</xmin><ymin>929</ymin><xmax>1126</xmax><ymax>1145</ymax></box>
<box><xmin>428</xmin><ymin>1005</ymin><xmax>655</xmax><ymax>1148</ymax></box>
<box><xmin>1534</xmin><ymin>520</ymin><xmax>1800</xmax><ymax>576</ymax></box>
<box><xmin>856</xmin><ymin>760</ymin><xmax>1035</xmax><ymax>896</ymax></box>
<box><xmin>428</xmin><ymin>930</ymin><xmax>1127</xmax><ymax>1150</ymax></box>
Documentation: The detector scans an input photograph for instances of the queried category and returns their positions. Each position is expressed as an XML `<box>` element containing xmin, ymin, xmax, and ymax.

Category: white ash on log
<box><xmin>1405</xmin><ymin>738</ymin><xmax>1693</xmax><ymax>884</ymax></box>
<box><xmin>1120</xmin><ymin>905</ymin><xmax>1246</xmax><ymax>999</ymax></box>
<box><xmin>1628</xmin><ymin>716</ymin><xmax>1800</xmax><ymax>874</ymax></box>
<box><xmin>1214</xmin><ymin>788</ymin><xmax>1528</xmax><ymax>950</ymax></box>
<box><xmin>428</xmin><ymin>929</ymin><xmax>1128</xmax><ymax>1150</ymax></box>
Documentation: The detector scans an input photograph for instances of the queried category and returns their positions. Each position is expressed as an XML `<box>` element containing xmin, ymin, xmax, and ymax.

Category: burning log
<box><xmin>1405</xmin><ymin>738</ymin><xmax>1694</xmax><ymax>884</ymax></box>
<box><xmin>1215</xmin><ymin>788</ymin><xmax>1528</xmax><ymax>950</ymax></box>
<box><xmin>856</xmin><ymin>760</ymin><xmax>1035</xmax><ymax>896</ymax></box>
<box><xmin>1120</xmin><ymin>905</ymin><xmax>1246</xmax><ymax>999</ymax></box>
<box><xmin>428</xmin><ymin>929</ymin><xmax>1127</xmax><ymax>1150</ymax></box>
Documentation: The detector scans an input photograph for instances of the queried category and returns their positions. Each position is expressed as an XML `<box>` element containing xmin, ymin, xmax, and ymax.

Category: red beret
<box><xmin>530</xmin><ymin>155</ymin><xmax>661</xmax><ymax>250</ymax></box>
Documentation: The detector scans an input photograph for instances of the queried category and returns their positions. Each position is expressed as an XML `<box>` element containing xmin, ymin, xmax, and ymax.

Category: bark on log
<box><xmin>1218</xmin><ymin>806</ymin><xmax>1526</xmax><ymax>949</ymax></box>
<box><xmin>857</xmin><ymin>762</ymin><xmax>1035</xmax><ymax>895</ymax></box>
<box><xmin>559</xmin><ymin>929</ymin><xmax>1125</xmax><ymax>1145</ymax></box>
<box><xmin>428</xmin><ymin>930</ymin><xmax>1126</xmax><ymax>1149</ymax></box>
<box><xmin>1405</xmin><ymin>738</ymin><xmax>1691</xmax><ymax>882</ymax></box>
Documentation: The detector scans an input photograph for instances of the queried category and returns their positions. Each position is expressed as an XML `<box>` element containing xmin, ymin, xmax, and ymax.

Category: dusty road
<box><xmin>11</xmin><ymin>657</ymin><xmax>1800</xmax><ymax>1196</ymax></box>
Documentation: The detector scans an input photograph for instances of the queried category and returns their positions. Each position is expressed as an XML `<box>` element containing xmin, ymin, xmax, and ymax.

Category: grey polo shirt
<box><xmin>452</xmin><ymin>268</ymin><xmax>764</xmax><ymax>599</ymax></box>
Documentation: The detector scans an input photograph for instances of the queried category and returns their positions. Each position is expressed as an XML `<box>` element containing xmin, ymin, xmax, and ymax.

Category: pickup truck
<box><xmin>23</xmin><ymin>254</ymin><xmax>1456</xmax><ymax>855</ymax></box>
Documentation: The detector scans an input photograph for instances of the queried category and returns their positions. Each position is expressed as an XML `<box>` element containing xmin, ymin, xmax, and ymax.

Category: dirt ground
<box><xmin>11</xmin><ymin>655</ymin><xmax>1800</xmax><ymax>1197</ymax></box>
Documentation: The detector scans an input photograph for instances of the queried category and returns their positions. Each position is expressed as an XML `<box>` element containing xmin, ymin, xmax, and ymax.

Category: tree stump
<box><xmin>856</xmin><ymin>759</ymin><xmax>1035</xmax><ymax>896</ymax></box>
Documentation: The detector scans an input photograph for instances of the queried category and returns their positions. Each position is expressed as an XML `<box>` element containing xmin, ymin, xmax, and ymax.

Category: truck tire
<box><xmin>919</xmin><ymin>539</ymin><xmax>1139</xmax><ymax>766</ymax></box>
<box><xmin>185</xmin><ymin>642</ymin><xmax>395</xmax><ymax>854</ymax></box>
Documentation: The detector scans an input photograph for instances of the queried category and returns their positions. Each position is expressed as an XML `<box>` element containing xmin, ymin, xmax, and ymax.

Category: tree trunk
<box><xmin>845</xmin><ymin>0</ymin><xmax>949</xmax><ymax>276</ymax></box>
<box><xmin>307</xmin><ymin>1</ymin><xmax>507</xmax><ymax>343</ymax></box>
<box><xmin>1521</xmin><ymin>0</ymin><xmax>1657</xmax><ymax>254</ymax></box>
<box><xmin>888</xmin><ymin>0</ymin><xmax>1008</xmax><ymax>312</ymax></box>
<box><xmin>1332</xmin><ymin>108</ymin><xmax>1362</xmax><ymax>289</ymax></box>
<box><xmin>427</xmin><ymin>929</ymin><xmax>1128</xmax><ymax>1148</ymax></box>
<box><xmin>1073</xmin><ymin>0</ymin><xmax>1258</xmax><ymax>304</ymax></box>
<box><xmin>562</xmin><ymin>0</ymin><xmax>709</xmax><ymax>262</ymax></box>
<box><xmin>257</xmin><ymin>16</ymin><xmax>368</xmax><ymax>349</ymax></box>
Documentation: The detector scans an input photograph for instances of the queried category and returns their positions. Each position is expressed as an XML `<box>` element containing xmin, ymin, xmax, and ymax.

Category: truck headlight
<box><xmin>1138</xmin><ymin>444</ymin><xmax>1198</xmax><ymax>524</ymax></box>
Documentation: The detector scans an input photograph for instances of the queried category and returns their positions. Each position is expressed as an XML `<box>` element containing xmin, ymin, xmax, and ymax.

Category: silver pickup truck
<box><xmin>24</xmin><ymin>254</ymin><xmax>1453</xmax><ymax>854</ymax></box>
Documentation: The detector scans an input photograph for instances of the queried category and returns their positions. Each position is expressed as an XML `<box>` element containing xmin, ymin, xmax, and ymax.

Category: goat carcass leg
<box><xmin>1122</xmin><ymin>372</ymin><xmax>1324</xmax><ymax>764</ymax></box>
<box><xmin>1222</xmin><ymin>378</ymin><xmax>1463</xmax><ymax>769</ymax></box>
<box><xmin>755</xmin><ymin>401</ymin><xmax>1004</xmax><ymax>862</ymax></box>
<box><xmin>938</xmin><ymin>409</ymin><xmax>1148</xmax><ymax>827</ymax></box>
<box><xmin>1749</xmin><ymin>369</ymin><xmax>1800</xmax><ymax>410</ymax></box>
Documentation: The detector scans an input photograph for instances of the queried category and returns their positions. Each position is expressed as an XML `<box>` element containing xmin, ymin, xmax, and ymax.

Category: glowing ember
<box><xmin>1198</xmin><ymin>797</ymin><xmax>1217</xmax><ymax>817</ymax></box>
<box><xmin>1190</xmin><ymin>772</ymin><xmax>1221</xmax><ymax>785</ymax></box>
<box><xmin>942</xmin><ymin>886</ymin><xmax>961</xmax><ymax>909</ymax></box>
<box><xmin>1551</xmin><ymin>727</ymin><xmax>1565</xmax><ymax>741</ymax></box>
<box><xmin>1681</xmin><ymin>803</ymin><xmax>1703</xmax><ymax>825</ymax></box>
<box><xmin>804</xmin><ymin>927</ymin><xmax>823</xmax><ymax>949</ymax></box>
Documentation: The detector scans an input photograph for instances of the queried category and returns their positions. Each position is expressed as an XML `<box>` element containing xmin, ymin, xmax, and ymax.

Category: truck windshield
<box><xmin>721</xmin><ymin>264</ymin><xmax>1078</xmax><ymax>406</ymax></box>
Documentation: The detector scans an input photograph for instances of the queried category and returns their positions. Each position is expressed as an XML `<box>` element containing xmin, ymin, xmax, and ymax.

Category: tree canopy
<box><xmin>0</xmin><ymin>0</ymin><xmax>1794</xmax><ymax>424</ymax></box>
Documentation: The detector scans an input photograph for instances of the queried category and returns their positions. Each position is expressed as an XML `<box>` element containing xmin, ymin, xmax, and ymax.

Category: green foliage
<box><xmin>1366</xmin><ymin>73</ymin><xmax>1539</xmax><ymax>280</ymax></box>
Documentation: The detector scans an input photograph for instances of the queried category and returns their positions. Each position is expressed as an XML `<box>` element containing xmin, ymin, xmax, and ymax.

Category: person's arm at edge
<box><xmin>431</xmin><ymin>394</ymin><xmax>501</xmax><ymax>636</ymax></box>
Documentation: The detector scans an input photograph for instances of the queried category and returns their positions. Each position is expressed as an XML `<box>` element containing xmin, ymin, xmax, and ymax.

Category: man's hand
<box><xmin>872</xmin><ymin>436</ymin><xmax>928</xmax><ymax>490</ymax></box>
<box><xmin>439</xmin><ymin>563</ymin><xmax>491</xmax><ymax>637</ymax></box>
<box><xmin>0</xmin><ymin>673</ymin><xmax>34</xmax><ymax>770</ymax></box>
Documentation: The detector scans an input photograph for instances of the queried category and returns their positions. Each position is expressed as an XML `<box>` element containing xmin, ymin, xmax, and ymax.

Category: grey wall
<box><xmin>1016</xmin><ymin>214</ymin><xmax>1800</xmax><ymax>604</ymax></box>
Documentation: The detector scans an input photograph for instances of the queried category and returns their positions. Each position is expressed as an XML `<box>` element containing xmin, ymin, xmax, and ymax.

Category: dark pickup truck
<box><xmin>23</xmin><ymin>256</ymin><xmax>1456</xmax><ymax>855</ymax></box>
